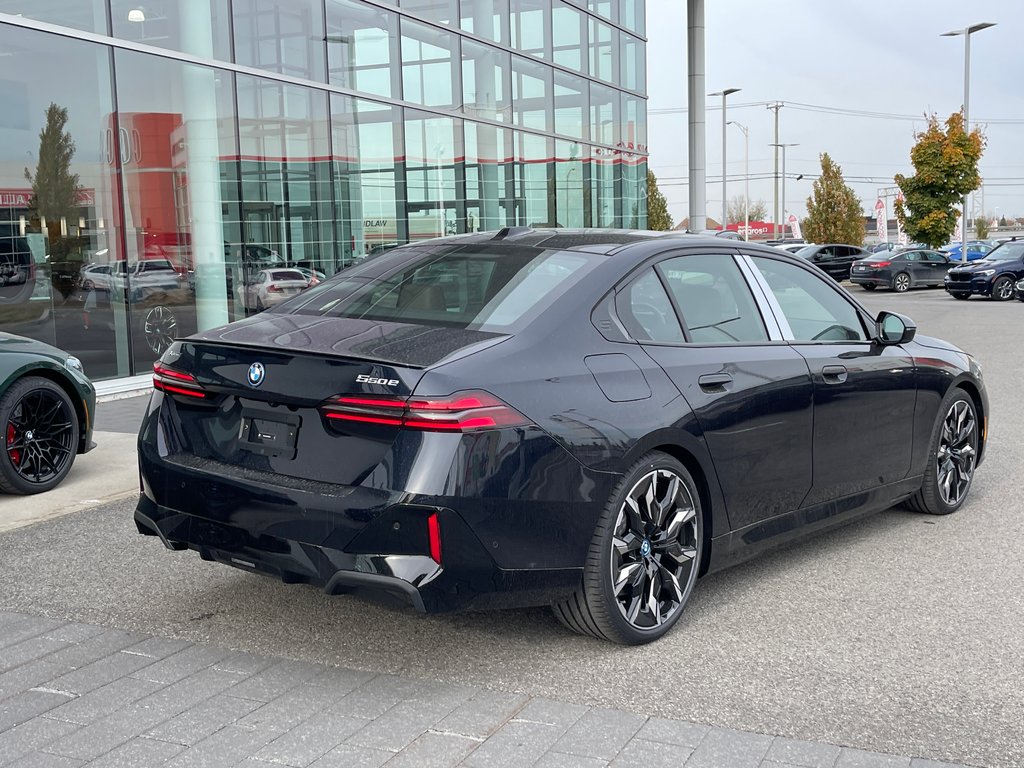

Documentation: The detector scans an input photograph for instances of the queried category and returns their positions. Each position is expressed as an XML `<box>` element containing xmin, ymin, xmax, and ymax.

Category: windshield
<box><xmin>794</xmin><ymin>246</ymin><xmax>818</xmax><ymax>259</ymax></box>
<box><xmin>285</xmin><ymin>244</ymin><xmax>600</xmax><ymax>331</ymax></box>
<box><xmin>985</xmin><ymin>242</ymin><xmax>1024</xmax><ymax>261</ymax></box>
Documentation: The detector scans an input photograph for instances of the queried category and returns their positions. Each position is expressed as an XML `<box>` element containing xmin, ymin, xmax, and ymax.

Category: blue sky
<box><xmin>646</xmin><ymin>0</ymin><xmax>1024</xmax><ymax>225</ymax></box>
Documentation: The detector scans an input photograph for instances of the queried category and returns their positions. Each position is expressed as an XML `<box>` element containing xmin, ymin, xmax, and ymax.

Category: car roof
<box><xmin>417</xmin><ymin>227</ymin><xmax>757</xmax><ymax>255</ymax></box>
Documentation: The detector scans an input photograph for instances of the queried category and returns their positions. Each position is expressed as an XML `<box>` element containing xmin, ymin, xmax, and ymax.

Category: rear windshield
<box><xmin>285</xmin><ymin>244</ymin><xmax>599</xmax><ymax>331</ymax></box>
<box><xmin>271</xmin><ymin>270</ymin><xmax>305</xmax><ymax>281</ymax></box>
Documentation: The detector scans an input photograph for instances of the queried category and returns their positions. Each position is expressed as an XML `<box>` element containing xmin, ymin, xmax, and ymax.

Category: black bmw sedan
<box><xmin>850</xmin><ymin>249</ymin><xmax>952</xmax><ymax>292</ymax></box>
<box><xmin>944</xmin><ymin>239</ymin><xmax>1024</xmax><ymax>300</ymax></box>
<box><xmin>136</xmin><ymin>229</ymin><xmax>988</xmax><ymax>644</ymax></box>
<box><xmin>793</xmin><ymin>244</ymin><xmax>872</xmax><ymax>281</ymax></box>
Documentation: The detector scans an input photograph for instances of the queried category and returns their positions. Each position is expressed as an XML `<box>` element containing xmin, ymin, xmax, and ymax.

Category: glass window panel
<box><xmin>0</xmin><ymin>25</ymin><xmax>125</xmax><ymax>378</ymax></box>
<box><xmin>327</xmin><ymin>0</ymin><xmax>401</xmax><ymax>99</ymax></box>
<box><xmin>401</xmin><ymin>19</ymin><xmax>459</xmax><ymax>109</ymax></box>
<box><xmin>114</xmin><ymin>50</ymin><xmax>240</xmax><ymax>369</ymax></box>
<box><xmin>553</xmin><ymin>70</ymin><xmax>586</xmax><ymax>140</ymax></box>
<box><xmin>620</xmin><ymin>32</ymin><xmax>645</xmax><ymax>92</ymax></box>
<box><xmin>459</xmin><ymin>0</ymin><xmax>508</xmax><ymax>46</ymax></box>
<box><xmin>618</xmin><ymin>269</ymin><xmax>683</xmax><ymax>343</ymax></box>
<box><xmin>462</xmin><ymin>39</ymin><xmax>511</xmax><ymax>123</ymax></box>
<box><xmin>587</xmin><ymin>0</ymin><xmax>616</xmax><ymax>24</ymax></box>
<box><xmin>621</xmin><ymin>152</ymin><xmax>644</xmax><ymax>228</ymax></box>
<box><xmin>465</xmin><ymin>122</ymin><xmax>513</xmax><ymax>232</ymax></box>
<box><xmin>554</xmin><ymin>140</ymin><xmax>584</xmax><ymax>228</ymax></box>
<box><xmin>515</xmin><ymin>131</ymin><xmax>555</xmax><ymax>227</ymax></box>
<box><xmin>401</xmin><ymin>0</ymin><xmax>458</xmax><ymax>26</ymax></box>
<box><xmin>551</xmin><ymin>1</ymin><xmax>585</xmax><ymax>73</ymax></box>
<box><xmin>590</xmin><ymin>143</ymin><xmax>617</xmax><ymax>227</ymax></box>
<box><xmin>331</xmin><ymin>95</ymin><xmax>404</xmax><ymax>264</ymax></box>
<box><xmin>111</xmin><ymin>0</ymin><xmax>231</xmax><ymax>60</ymax></box>
<box><xmin>405</xmin><ymin>111</ymin><xmax>463</xmax><ymax>241</ymax></box>
<box><xmin>659</xmin><ymin>255</ymin><xmax>768</xmax><ymax>343</ymax></box>
<box><xmin>622</xmin><ymin>93</ymin><xmax>647</xmax><ymax>151</ymax></box>
<box><xmin>510</xmin><ymin>0</ymin><xmax>549</xmax><ymax>59</ymax></box>
<box><xmin>233</xmin><ymin>0</ymin><xmax>326</xmax><ymax>82</ymax></box>
<box><xmin>752</xmin><ymin>257</ymin><xmax>868</xmax><ymax>342</ymax></box>
<box><xmin>589</xmin><ymin>17</ymin><xmax>615</xmax><ymax>83</ymax></box>
<box><xmin>621</xmin><ymin>0</ymin><xmax>644</xmax><ymax>35</ymax></box>
<box><xmin>0</xmin><ymin>0</ymin><xmax>107</xmax><ymax>34</ymax></box>
<box><xmin>236</xmin><ymin>75</ymin><xmax>334</xmax><ymax>312</ymax></box>
<box><xmin>590</xmin><ymin>82</ymin><xmax>619</xmax><ymax>146</ymax></box>
<box><xmin>512</xmin><ymin>55</ymin><xmax>552</xmax><ymax>132</ymax></box>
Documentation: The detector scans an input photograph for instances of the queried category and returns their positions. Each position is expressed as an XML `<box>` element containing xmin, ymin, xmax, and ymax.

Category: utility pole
<box><xmin>767</xmin><ymin>102</ymin><xmax>784</xmax><ymax>240</ymax></box>
<box><xmin>709</xmin><ymin>88</ymin><xmax>740</xmax><ymax>229</ymax></box>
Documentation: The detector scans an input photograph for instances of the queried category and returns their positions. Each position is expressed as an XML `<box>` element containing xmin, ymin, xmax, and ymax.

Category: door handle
<box><xmin>698</xmin><ymin>373</ymin><xmax>733</xmax><ymax>390</ymax></box>
<box><xmin>822</xmin><ymin>365</ymin><xmax>848</xmax><ymax>384</ymax></box>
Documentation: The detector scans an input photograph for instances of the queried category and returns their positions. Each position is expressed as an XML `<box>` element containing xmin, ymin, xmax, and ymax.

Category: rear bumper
<box><xmin>135</xmin><ymin>407</ymin><xmax>612</xmax><ymax>612</ymax></box>
<box><xmin>849</xmin><ymin>274</ymin><xmax>889</xmax><ymax>287</ymax></box>
<box><xmin>134</xmin><ymin>493</ymin><xmax>583</xmax><ymax>612</ymax></box>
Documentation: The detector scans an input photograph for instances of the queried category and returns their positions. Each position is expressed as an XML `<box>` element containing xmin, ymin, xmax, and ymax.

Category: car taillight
<box><xmin>873</xmin><ymin>261</ymin><xmax>890</xmax><ymax>268</ymax></box>
<box><xmin>267</xmin><ymin>283</ymin><xmax>281</xmax><ymax>293</ymax></box>
<box><xmin>321</xmin><ymin>391</ymin><xmax>532</xmax><ymax>432</ymax></box>
<box><xmin>153</xmin><ymin>361</ymin><xmax>206</xmax><ymax>399</ymax></box>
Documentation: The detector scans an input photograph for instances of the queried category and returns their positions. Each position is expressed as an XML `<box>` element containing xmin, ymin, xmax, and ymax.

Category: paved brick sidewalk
<box><xmin>0</xmin><ymin>612</ymin><xmax>973</xmax><ymax>768</ymax></box>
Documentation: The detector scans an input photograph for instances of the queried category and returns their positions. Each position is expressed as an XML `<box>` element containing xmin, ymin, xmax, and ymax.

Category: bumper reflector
<box><xmin>427</xmin><ymin>513</ymin><xmax>442</xmax><ymax>564</ymax></box>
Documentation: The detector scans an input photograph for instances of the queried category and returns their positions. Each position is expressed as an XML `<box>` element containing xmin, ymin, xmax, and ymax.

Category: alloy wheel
<box><xmin>936</xmin><ymin>399</ymin><xmax>977</xmax><ymax>507</ymax></box>
<box><xmin>4</xmin><ymin>389</ymin><xmax>75</xmax><ymax>486</ymax></box>
<box><xmin>993</xmin><ymin>277</ymin><xmax>1013</xmax><ymax>301</ymax></box>
<box><xmin>894</xmin><ymin>273</ymin><xmax>910</xmax><ymax>292</ymax></box>
<box><xmin>144</xmin><ymin>305</ymin><xmax>178</xmax><ymax>355</ymax></box>
<box><xmin>609</xmin><ymin>469</ymin><xmax>699</xmax><ymax>630</ymax></box>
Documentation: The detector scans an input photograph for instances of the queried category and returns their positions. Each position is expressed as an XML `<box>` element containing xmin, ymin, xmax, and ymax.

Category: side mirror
<box><xmin>876</xmin><ymin>311</ymin><xmax>916</xmax><ymax>345</ymax></box>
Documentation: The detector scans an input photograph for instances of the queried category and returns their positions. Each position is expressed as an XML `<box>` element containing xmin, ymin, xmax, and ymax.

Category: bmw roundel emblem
<box><xmin>640</xmin><ymin>539</ymin><xmax>652</xmax><ymax>557</ymax></box>
<box><xmin>247</xmin><ymin>362</ymin><xmax>265</xmax><ymax>387</ymax></box>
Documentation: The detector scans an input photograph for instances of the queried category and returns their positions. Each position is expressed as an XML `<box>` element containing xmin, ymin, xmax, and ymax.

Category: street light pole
<box><xmin>942</xmin><ymin>22</ymin><xmax>995</xmax><ymax>262</ymax></box>
<box><xmin>728</xmin><ymin>121</ymin><xmax>748</xmax><ymax>241</ymax></box>
<box><xmin>770</xmin><ymin>143</ymin><xmax>798</xmax><ymax>239</ymax></box>
<box><xmin>709</xmin><ymin>87</ymin><xmax>740</xmax><ymax>230</ymax></box>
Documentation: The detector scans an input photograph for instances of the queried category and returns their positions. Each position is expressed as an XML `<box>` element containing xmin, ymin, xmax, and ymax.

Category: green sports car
<box><xmin>0</xmin><ymin>333</ymin><xmax>95</xmax><ymax>494</ymax></box>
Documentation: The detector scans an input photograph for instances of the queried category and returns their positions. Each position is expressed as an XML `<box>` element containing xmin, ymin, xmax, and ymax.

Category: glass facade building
<box><xmin>0</xmin><ymin>0</ymin><xmax>646</xmax><ymax>381</ymax></box>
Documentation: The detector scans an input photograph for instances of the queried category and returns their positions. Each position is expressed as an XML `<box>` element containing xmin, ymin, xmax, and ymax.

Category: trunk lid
<box><xmin>156</xmin><ymin>315</ymin><xmax>507</xmax><ymax>486</ymax></box>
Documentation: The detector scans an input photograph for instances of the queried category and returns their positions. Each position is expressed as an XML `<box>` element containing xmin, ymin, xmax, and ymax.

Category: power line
<box><xmin>649</xmin><ymin>100</ymin><xmax>1024</xmax><ymax>125</ymax></box>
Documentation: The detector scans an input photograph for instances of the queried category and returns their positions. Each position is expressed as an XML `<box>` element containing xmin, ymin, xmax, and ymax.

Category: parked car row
<box><xmin>848</xmin><ymin>239</ymin><xmax>1024</xmax><ymax>302</ymax></box>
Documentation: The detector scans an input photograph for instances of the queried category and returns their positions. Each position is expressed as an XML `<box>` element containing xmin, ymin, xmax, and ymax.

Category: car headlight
<box><xmin>65</xmin><ymin>356</ymin><xmax>85</xmax><ymax>374</ymax></box>
<box><xmin>976</xmin><ymin>269</ymin><xmax>995</xmax><ymax>277</ymax></box>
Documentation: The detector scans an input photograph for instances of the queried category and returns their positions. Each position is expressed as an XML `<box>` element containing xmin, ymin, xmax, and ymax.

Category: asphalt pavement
<box><xmin>1</xmin><ymin>287</ymin><xmax>1021</xmax><ymax>767</ymax></box>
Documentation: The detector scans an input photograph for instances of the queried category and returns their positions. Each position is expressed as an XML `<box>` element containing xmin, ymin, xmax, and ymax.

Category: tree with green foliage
<box><xmin>802</xmin><ymin>153</ymin><xmax>864</xmax><ymax>245</ymax></box>
<box><xmin>24</xmin><ymin>103</ymin><xmax>82</xmax><ymax>259</ymax></box>
<box><xmin>646</xmin><ymin>169</ymin><xmax>673</xmax><ymax>231</ymax></box>
<box><xmin>974</xmin><ymin>216</ymin><xmax>989</xmax><ymax>240</ymax></box>
<box><xmin>726</xmin><ymin>196</ymin><xmax>768</xmax><ymax>224</ymax></box>
<box><xmin>894</xmin><ymin>111</ymin><xmax>984</xmax><ymax>249</ymax></box>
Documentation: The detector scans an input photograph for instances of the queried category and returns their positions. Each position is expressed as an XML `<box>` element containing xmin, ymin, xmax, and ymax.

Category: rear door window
<box><xmin>658</xmin><ymin>254</ymin><xmax>768</xmax><ymax>343</ymax></box>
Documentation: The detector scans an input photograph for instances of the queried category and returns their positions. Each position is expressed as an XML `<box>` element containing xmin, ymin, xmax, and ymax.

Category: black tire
<box><xmin>0</xmin><ymin>376</ymin><xmax>79</xmax><ymax>495</ymax></box>
<box><xmin>256</xmin><ymin>297</ymin><xmax>265</xmax><ymax>312</ymax></box>
<box><xmin>950</xmin><ymin>292</ymin><xmax>970</xmax><ymax>301</ymax></box>
<box><xmin>552</xmin><ymin>452</ymin><xmax>703</xmax><ymax>645</ymax></box>
<box><xmin>892</xmin><ymin>272</ymin><xmax>911</xmax><ymax>293</ymax></box>
<box><xmin>991</xmin><ymin>276</ymin><xmax>1014</xmax><ymax>302</ymax></box>
<box><xmin>861</xmin><ymin>284</ymin><xmax>877</xmax><ymax>291</ymax></box>
<box><xmin>904</xmin><ymin>388</ymin><xmax>978</xmax><ymax>516</ymax></box>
